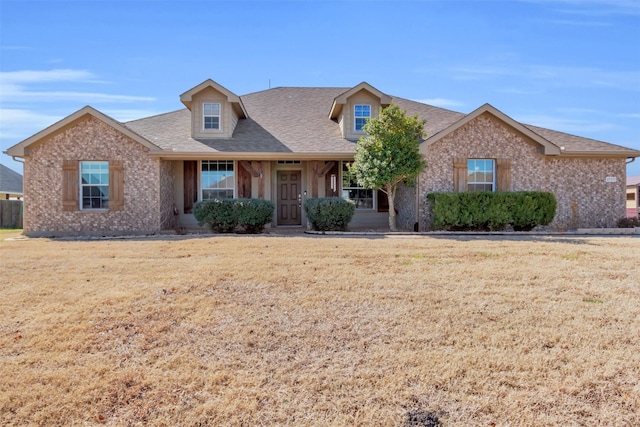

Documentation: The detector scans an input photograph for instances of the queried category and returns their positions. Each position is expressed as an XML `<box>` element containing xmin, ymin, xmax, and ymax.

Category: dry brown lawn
<box><xmin>1</xmin><ymin>233</ymin><xmax>639</xmax><ymax>426</ymax></box>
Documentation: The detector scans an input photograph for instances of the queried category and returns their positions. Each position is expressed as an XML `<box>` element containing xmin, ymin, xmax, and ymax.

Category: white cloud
<box><xmin>541</xmin><ymin>19</ymin><xmax>611</xmax><ymax>26</ymax></box>
<box><xmin>521</xmin><ymin>0</ymin><xmax>640</xmax><ymax>15</ymax></box>
<box><xmin>0</xmin><ymin>68</ymin><xmax>156</xmax><ymax>104</ymax></box>
<box><xmin>0</xmin><ymin>69</ymin><xmax>158</xmax><ymax>156</ymax></box>
<box><xmin>413</xmin><ymin>98</ymin><xmax>464</xmax><ymax>108</ymax></box>
<box><xmin>0</xmin><ymin>69</ymin><xmax>96</xmax><ymax>84</ymax></box>
<box><xmin>451</xmin><ymin>64</ymin><xmax>640</xmax><ymax>91</ymax></box>
<box><xmin>1</xmin><ymin>85</ymin><xmax>155</xmax><ymax>103</ymax></box>
<box><xmin>0</xmin><ymin>108</ymin><xmax>63</xmax><ymax>139</ymax></box>
<box><xmin>498</xmin><ymin>88</ymin><xmax>544</xmax><ymax>95</ymax></box>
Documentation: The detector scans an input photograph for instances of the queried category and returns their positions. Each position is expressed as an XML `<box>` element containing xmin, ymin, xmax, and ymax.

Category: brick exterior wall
<box><xmin>23</xmin><ymin>116</ymin><xmax>163</xmax><ymax>236</ymax></box>
<box><xmin>419</xmin><ymin>113</ymin><xmax>627</xmax><ymax>230</ymax></box>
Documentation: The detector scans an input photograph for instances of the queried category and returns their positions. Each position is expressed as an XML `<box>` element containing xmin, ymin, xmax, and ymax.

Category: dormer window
<box><xmin>354</xmin><ymin>104</ymin><xmax>371</xmax><ymax>132</ymax></box>
<box><xmin>203</xmin><ymin>103</ymin><xmax>221</xmax><ymax>130</ymax></box>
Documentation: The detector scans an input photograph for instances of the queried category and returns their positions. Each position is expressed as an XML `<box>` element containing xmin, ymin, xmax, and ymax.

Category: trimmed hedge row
<box><xmin>617</xmin><ymin>216</ymin><xmax>640</xmax><ymax>228</ymax></box>
<box><xmin>426</xmin><ymin>191</ymin><xmax>557</xmax><ymax>231</ymax></box>
<box><xmin>304</xmin><ymin>197</ymin><xmax>355</xmax><ymax>231</ymax></box>
<box><xmin>194</xmin><ymin>198</ymin><xmax>274</xmax><ymax>233</ymax></box>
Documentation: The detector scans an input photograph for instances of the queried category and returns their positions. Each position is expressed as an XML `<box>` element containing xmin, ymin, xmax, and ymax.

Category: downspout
<box><xmin>626</xmin><ymin>157</ymin><xmax>635</xmax><ymax>164</ymax></box>
<box><xmin>12</xmin><ymin>156</ymin><xmax>25</xmax><ymax>164</ymax></box>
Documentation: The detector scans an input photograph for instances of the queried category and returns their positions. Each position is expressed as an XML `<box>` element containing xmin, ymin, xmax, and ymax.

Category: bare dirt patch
<box><xmin>1</xmin><ymin>235</ymin><xmax>639</xmax><ymax>425</ymax></box>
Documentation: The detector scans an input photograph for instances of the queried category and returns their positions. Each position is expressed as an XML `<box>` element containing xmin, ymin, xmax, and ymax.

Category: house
<box><xmin>0</xmin><ymin>164</ymin><xmax>23</xmax><ymax>200</ymax></box>
<box><xmin>4</xmin><ymin>79</ymin><xmax>640</xmax><ymax>236</ymax></box>
<box><xmin>627</xmin><ymin>176</ymin><xmax>640</xmax><ymax>218</ymax></box>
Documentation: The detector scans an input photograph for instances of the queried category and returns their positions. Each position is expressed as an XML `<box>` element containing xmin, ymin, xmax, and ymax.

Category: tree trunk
<box><xmin>387</xmin><ymin>186</ymin><xmax>397</xmax><ymax>231</ymax></box>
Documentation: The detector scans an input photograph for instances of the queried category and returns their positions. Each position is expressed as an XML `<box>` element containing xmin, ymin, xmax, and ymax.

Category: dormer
<box><xmin>329</xmin><ymin>82</ymin><xmax>392</xmax><ymax>140</ymax></box>
<box><xmin>180</xmin><ymin>79</ymin><xmax>247</xmax><ymax>139</ymax></box>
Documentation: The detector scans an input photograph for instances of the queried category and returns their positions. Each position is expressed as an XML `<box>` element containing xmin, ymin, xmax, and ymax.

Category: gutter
<box><xmin>557</xmin><ymin>151</ymin><xmax>640</xmax><ymax>158</ymax></box>
<box><xmin>149</xmin><ymin>151</ymin><xmax>356</xmax><ymax>161</ymax></box>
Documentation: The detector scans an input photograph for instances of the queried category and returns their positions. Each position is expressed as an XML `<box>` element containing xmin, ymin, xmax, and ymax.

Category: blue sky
<box><xmin>1</xmin><ymin>0</ymin><xmax>639</xmax><ymax>176</ymax></box>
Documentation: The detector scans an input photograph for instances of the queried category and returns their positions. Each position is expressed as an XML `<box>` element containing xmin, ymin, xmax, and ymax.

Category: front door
<box><xmin>277</xmin><ymin>171</ymin><xmax>302</xmax><ymax>226</ymax></box>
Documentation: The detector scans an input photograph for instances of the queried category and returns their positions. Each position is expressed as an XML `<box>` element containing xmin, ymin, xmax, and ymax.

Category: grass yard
<box><xmin>1</xmin><ymin>234</ymin><xmax>639</xmax><ymax>426</ymax></box>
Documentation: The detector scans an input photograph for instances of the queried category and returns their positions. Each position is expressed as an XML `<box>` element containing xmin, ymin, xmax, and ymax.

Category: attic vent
<box><xmin>277</xmin><ymin>160</ymin><xmax>301</xmax><ymax>164</ymax></box>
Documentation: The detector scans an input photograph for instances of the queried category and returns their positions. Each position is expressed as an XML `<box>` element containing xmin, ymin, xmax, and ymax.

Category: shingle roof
<box><xmin>123</xmin><ymin>86</ymin><xmax>640</xmax><ymax>158</ymax></box>
<box><xmin>628</xmin><ymin>176</ymin><xmax>640</xmax><ymax>186</ymax></box>
<box><xmin>524</xmin><ymin>125</ymin><xmax>638</xmax><ymax>155</ymax></box>
<box><xmin>0</xmin><ymin>164</ymin><xmax>23</xmax><ymax>195</ymax></box>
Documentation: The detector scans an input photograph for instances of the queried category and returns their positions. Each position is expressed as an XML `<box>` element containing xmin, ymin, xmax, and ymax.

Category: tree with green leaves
<box><xmin>350</xmin><ymin>104</ymin><xmax>427</xmax><ymax>231</ymax></box>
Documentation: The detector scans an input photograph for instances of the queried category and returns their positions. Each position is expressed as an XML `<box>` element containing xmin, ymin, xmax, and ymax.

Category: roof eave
<box><xmin>559</xmin><ymin>151</ymin><xmax>640</xmax><ymax>158</ymax></box>
<box><xmin>149</xmin><ymin>151</ymin><xmax>356</xmax><ymax>161</ymax></box>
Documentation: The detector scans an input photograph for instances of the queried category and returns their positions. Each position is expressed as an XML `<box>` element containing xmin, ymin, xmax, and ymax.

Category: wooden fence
<box><xmin>0</xmin><ymin>200</ymin><xmax>23</xmax><ymax>229</ymax></box>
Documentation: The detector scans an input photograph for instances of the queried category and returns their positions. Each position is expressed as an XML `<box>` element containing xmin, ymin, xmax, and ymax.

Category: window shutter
<box><xmin>109</xmin><ymin>160</ymin><xmax>124</xmax><ymax>211</ymax></box>
<box><xmin>496</xmin><ymin>159</ymin><xmax>512</xmax><ymax>191</ymax></box>
<box><xmin>183</xmin><ymin>160</ymin><xmax>198</xmax><ymax>214</ymax></box>
<box><xmin>453</xmin><ymin>158</ymin><xmax>467</xmax><ymax>192</ymax></box>
<box><xmin>62</xmin><ymin>160</ymin><xmax>79</xmax><ymax>211</ymax></box>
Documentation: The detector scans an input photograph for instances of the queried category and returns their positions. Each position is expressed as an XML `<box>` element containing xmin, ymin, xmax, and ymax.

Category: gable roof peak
<box><xmin>180</xmin><ymin>79</ymin><xmax>247</xmax><ymax>118</ymax></box>
<box><xmin>4</xmin><ymin>105</ymin><xmax>162</xmax><ymax>158</ymax></box>
<box><xmin>422</xmin><ymin>103</ymin><xmax>562</xmax><ymax>156</ymax></box>
<box><xmin>329</xmin><ymin>81</ymin><xmax>392</xmax><ymax>119</ymax></box>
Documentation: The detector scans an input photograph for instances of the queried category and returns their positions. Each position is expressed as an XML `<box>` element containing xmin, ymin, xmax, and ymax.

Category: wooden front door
<box><xmin>277</xmin><ymin>171</ymin><xmax>302</xmax><ymax>226</ymax></box>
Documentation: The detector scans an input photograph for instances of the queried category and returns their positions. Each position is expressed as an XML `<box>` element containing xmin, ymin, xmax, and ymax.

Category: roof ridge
<box><xmin>391</xmin><ymin>95</ymin><xmax>467</xmax><ymax>115</ymax></box>
<box><xmin>241</xmin><ymin>86</ymin><xmax>350</xmax><ymax>97</ymax></box>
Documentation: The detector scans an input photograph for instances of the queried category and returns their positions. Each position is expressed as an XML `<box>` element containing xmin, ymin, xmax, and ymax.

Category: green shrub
<box><xmin>193</xmin><ymin>199</ymin><xmax>238</xmax><ymax>233</ymax></box>
<box><xmin>509</xmin><ymin>192</ymin><xmax>557</xmax><ymax>231</ymax></box>
<box><xmin>426</xmin><ymin>191</ymin><xmax>557</xmax><ymax>232</ymax></box>
<box><xmin>236</xmin><ymin>198</ymin><xmax>274</xmax><ymax>233</ymax></box>
<box><xmin>304</xmin><ymin>198</ymin><xmax>355</xmax><ymax>231</ymax></box>
<box><xmin>193</xmin><ymin>198</ymin><xmax>274</xmax><ymax>233</ymax></box>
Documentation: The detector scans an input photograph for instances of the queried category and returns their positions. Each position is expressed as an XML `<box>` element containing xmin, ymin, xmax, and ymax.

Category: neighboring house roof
<box><xmin>627</xmin><ymin>176</ymin><xmax>640</xmax><ymax>186</ymax></box>
<box><xmin>0</xmin><ymin>164</ymin><xmax>23</xmax><ymax>195</ymax></box>
<box><xmin>5</xmin><ymin>106</ymin><xmax>162</xmax><ymax>157</ymax></box>
<box><xmin>6</xmin><ymin>83</ymin><xmax>640</xmax><ymax>161</ymax></box>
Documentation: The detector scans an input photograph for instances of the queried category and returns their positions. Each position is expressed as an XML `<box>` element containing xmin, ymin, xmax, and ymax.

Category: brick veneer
<box><xmin>23</xmin><ymin>116</ymin><xmax>163</xmax><ymax>236</ymax></box>
<box><xmin>419</xmin><ymin>113</ymin><xmax>627</xmax><ymax>230</ymax></box>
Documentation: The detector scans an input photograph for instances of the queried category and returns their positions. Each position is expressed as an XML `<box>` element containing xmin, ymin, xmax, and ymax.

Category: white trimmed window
<box><xmin>80</xmin><ymin>161</ymin><xmax>109</xmax><ymax>209</ymax></box>
<box><xmin>467</xmin><ymin>159</ymin><xmax>495</xmax><ymax>192</ymax></box>
<box><xmin>201</xmin><ymin>160</ymin><xmax>234</xmax><ymax>200</ymax></box>
<box><xmin>354</xmin><ymin>104</ymin><xmax>371</xmax><ymax>132</ymax></box>
<box><xmin>342</xmin><ymin>161</ymin><xmax>373</xmax><ymax>209</ymax></box>
<box><xmin>203</xmin><ymin>103</ymin><xmax>221</xmax><ymax>130</ymax></box>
